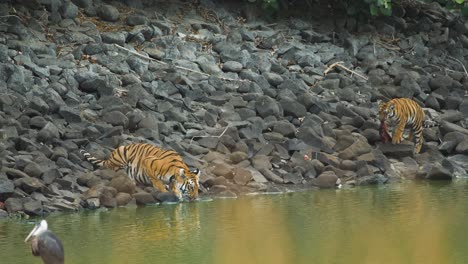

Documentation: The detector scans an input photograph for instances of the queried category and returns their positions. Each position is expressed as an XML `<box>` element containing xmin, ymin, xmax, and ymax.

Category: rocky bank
<box><xmin>1</xmin><ymin>0</ymin><xmax>468</xmax><ymax>217</ymax></box>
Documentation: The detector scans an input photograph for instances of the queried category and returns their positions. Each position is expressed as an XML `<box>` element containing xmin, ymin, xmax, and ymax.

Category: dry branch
<box><xmin>190</xmin><ymin>126</ymin><xmax>229</xmax><ymax>145</ymax></box>
<box><xmin>324</xmin><ymin>61</ymin><xmax>368</xmax><ymax>81</ymax></box>
<box><xmin>447</xmin><ymin>56</ymin><xmax>468</xmax><ymax>78</ymax></box>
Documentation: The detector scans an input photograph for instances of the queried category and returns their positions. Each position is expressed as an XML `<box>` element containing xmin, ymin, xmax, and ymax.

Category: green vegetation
<box><xmin>256</xmin><ymin>0</ymin><xmax>468</xmax><ymax>17</ymax></box>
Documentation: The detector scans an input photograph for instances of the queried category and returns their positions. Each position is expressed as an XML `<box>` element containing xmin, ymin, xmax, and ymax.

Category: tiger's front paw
<box><xmin>392</xmin><ymin>137</ymin><xmax>402</xmax><ymax>144</ymax></box>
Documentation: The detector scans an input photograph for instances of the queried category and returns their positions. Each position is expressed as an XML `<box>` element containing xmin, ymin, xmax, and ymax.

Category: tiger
<box><xmin>378</xmin><ymin>98</ymin><xmax>425</xmax><ymax>154</ymax></box>
<box><xmin>80</xmin><ymin>143</ymin><xmax>201</xmax><ymax>201</ymax></box>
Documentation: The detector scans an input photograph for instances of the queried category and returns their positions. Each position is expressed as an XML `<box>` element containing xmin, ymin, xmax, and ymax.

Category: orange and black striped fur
<box><xmin>80</xmin><ymin>143</ymin><xmax>200</xmax><ymax>200</ymax></box>
<box><xmin>379</xmin><ymin>98</ymin><xmax>425</xmax><ymax>154</ymax></box>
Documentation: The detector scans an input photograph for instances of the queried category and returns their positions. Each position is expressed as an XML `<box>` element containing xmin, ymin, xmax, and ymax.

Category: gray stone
<box><xmin>283</xmin><ymin>172</ymin><xmax>303</xmax><ymax>184</ymax></box>
<box><xmin>229</xmin><ymin>151</ymin><xmax>249</xmax><ymax>164</ymax></box>
<box><xmin>23</xmin><ymin>162</ymin><xmax>45</xmax><ymax>178</ymax></box>
<box><xmin>0</xmin><ymin>176</ymin><xmax>14</xmax><ymax>200</ymax></box>
<box><xmin>272</xmin><ymin>120</ymin><xmax>296</xmax><ymax>137</ymax></box>
<box><xmin>60</xmin><ymin>1</ymin><xmax>79</xmax><ymax>19</ymax></box>
<box><xmin>23</xmin><ymin>199</ymin><xmax>43</xmax><ymax>216</ymax></box>
<box><xmin>425</xmin><ymin>163</ymin><xmax>452</xmax><ymax>180</ymax></box>
<box><xmin>101</xmin><ymin>31</ymin><xmax>127</xmax><ymax>46</ymax></box>
<box><xmin>255</xmin><ymin>96</ymin><xmax>282</xmax><ymax>118</ymax></box>
<box><xmin>19</xmin><ymin>177</ymin><xmax>45</xmax><ymax>194</ymax></box>
<box><xmin>313</xmin><ymin>171</ymin><xmax>340</xmax><ymax>188</ymax></box>
<box><xmin>115</xmin><ymin>192</ymin><xmax>133</xmax><ymax>206</ymax></box>
<box><xmin>155</xmin><ymin>192</ymin><xmax>180</xmax><ymax>203</ymax></box>
<box><xmin>233</xmin><ymin>167</ymin><xmax>253</xmax><ymax>185</ymax></box>
<box><xmin>222</xmin><ymin>61</ymin><xmax>243</xmax><ymax>72</ymax></box>
<box><xmin>126</xmin><ymin>15</ymin><xmax>148</xmax><ymax>26</ymax></box>
<box><xmin>0</xmin><ymin>209</ymin><xmax>8</xmax><ymax>218</ymax></box>
<box><xmin>259</xmin><ymin>168</ymin><xmax>284</xmax><ymax>183</ymax></box>
<box><xmin>102</xmin><ymin>111</ymin><xmax>129</xmax><ymax>127</ymax></box>
<box><xmin>4</xmin><ymin>197</ymin><xmax>23</xmax><ymax>213</ymax></box>
<box><xmin>133</xmin><ymin>192</ymin><xmax>156</xmax><ymax>205</ymax></box>
<box><xmin>211</xmin><ymin>163</ymin><xmax>234</xmax><ymax>178</ymax></box>
<box><xmin>378</xmin><ymin>143</ymin><xmax>415</xmax><ymax>158</ymax></box>
<box><xmin>251</xmin><ymin>155</ymin><xmax>272</xmax><ymax>171</ymax></box>
<box><xmin>98</xmin><ymin>4</ymin><xmax>120</xmax><ymax>22</ymax></box>
<box><xmin>338</xmin><ymin>136</ymin><xmax>372</xmax><ymax>160</ymax></box>
<box><xmin>58</xmin><ymin>106</ymin><xmax>82</xmax><ymax>123</ymax></box>
<box><xmin>108</xmin><ymin>176</ymin><xmax>136</xmax><ymax>194</ymax></box>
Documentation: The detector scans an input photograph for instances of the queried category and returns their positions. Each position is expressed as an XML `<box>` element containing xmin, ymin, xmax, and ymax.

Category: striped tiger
<box><xmin>378</xmin><ymin>98</ymin><xmax>425</xmax><ymax>154</ymax></box>
<box><xmin>80</xmin><ymin>143</ymin><xmax>200</xmax><ymax>201</ymax></box>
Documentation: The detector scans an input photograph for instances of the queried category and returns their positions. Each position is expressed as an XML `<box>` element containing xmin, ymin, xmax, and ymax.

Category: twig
<box><xmin>114</xmin><ymin>44</ymin><xmax>248</xmax><ymax>83</ymax></box>
<box><xmin>324</xmin><ymin>61</ymin><xmax>369</xmax><ymax>81</ymax></box>
<box><xmin>0</xmin><ymin>15</ymin><xmax>22</xmax><ymax>19</ymax></box>
<box><xmin>447</xmin><ymin>55</ymin><xmax>468</xmax><ymax>77</ymax></box>
<box><xmin>190</xmin><ymin>126</ymin><xmax>229</xmax><ymax>145</ymax></box>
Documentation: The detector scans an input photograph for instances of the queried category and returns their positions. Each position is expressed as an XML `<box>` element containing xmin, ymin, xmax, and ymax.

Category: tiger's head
<box><xmin>170</xmin><ymin>168</ymin><xmax>201</xmax><ymax>201</ymax></box>
<box><xmin>378</xmin><ymin>100</ymin><xmax>396</xmax><ymax>121</ymax></box>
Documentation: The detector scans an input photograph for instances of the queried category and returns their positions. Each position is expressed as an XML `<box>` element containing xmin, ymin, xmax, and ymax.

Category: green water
<box><xmin>2</xmin><ymin>181</ymin><xmax>468</xmax><ymax>264</ymax></box>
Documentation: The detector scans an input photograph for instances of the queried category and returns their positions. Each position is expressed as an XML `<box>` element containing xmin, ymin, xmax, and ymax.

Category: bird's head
<box><xmin>25</xmin><ymin>220</ymin><xmax>48</xmax><ymax>243</ymax></box>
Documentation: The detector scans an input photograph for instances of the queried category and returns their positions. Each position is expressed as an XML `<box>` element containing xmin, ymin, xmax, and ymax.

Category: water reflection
<box><xmin>1</xmin><ymin>181</ymin><xmax>468</xmax><ymax>264</ymax></box>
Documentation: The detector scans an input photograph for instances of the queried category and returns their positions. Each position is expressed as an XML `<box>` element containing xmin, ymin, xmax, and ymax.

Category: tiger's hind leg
<box><xmin>413</xmin><ymin>125</ymin><xmax>424</xmax><ymax>154</ymax></box>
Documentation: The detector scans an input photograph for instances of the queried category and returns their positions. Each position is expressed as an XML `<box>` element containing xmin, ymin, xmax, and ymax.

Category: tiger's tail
<box><xmin>80</xmin><ymin>149</ymin><xmax>106</xmax><ymax>168</ymax></box>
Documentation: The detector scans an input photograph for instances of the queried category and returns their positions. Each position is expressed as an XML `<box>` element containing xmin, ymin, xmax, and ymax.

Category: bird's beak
<box><xmin>24</xmin><ymin>224</ymin><xmax>39</xmax><ymax>243</ymax></box>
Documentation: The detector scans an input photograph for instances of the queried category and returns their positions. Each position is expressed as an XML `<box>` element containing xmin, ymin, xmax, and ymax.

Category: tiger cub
<box><xmin>80</xmin><ymin>143</ymin><xmax>200</xmax><ymax>200</ymax></box>
<box><xmin>378</xmin><ymin>98</ymin><xmax>426</xmax><ymax>154</ymax></box>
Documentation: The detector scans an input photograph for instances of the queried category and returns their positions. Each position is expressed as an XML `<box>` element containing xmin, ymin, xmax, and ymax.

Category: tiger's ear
<box><xmin>194</xmin><ymin>168</ymin><xmax>201</xmax><ymax>180</ymax></box>
<box><xmin>179</xmin><ymin>168</ymin><xmax>187</xmax><ymax>179</ymax></box>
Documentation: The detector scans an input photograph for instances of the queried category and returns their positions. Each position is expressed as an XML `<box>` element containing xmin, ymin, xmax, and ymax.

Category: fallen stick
<box><xmin>190</xmin><ymin>126</ymin><xmax>229</xmax><ymax>145</ymax></box>
<box><xmin>324</xmin><ymin>61</ymin><xmax>368</xmax><ymax>81</ymax></box>
<box><xmin>448</xmin><ymin>55</ymin><xmax>468</xmax><ymax>78</ymax></box>
<box><xmin>114</xmin><ymin>44</ymin><xmax>249</xmax><ymax>83</ymax></box>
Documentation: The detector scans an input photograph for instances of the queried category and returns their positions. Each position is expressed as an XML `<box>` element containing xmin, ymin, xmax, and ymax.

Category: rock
<box><xmin>222</xmin><ymin>61</ymin><xmax>243</xmax><ymax>72</ymax></box>
<box><xmin>108</xmin><ymin>176</ymin><xmax>136</xmax><ymax>194</ymax></box>
<box><xmin>425</xmin><ymin>163</ymin><xmax>452</xmax><ymax>180</ymax></box>
<box><xmin>211</xmin><ymin>163</ymin><xmax>234</xmax><ymax>178</ymax></box>
<box><xmin>378</xmin><ymin>143</ymin><xmax>415</xmax><ymax>158</ymax></box>
<box><xmin>357</xmin><ymin>174</ymin><xmax>388</xmax><ymax>185</ymax></box>
<box><xmin>0</xmin><ymin>209</ymin><xmax>8</xmax><ymax>218</ymax></box>
<box><xmin>229</xmin><ymin>151</ymin><xmax>249</xmax><ymax>164</ymax></box>
<box><xmin>101</xmin><ymin>31</ymin><xmax>127</xmax><ymax>46</ymax></box>
<box><xmin>312</xmin><ymin>171</ymin><xmax>340</xmax><ymax>188</ymax></box>
<box><xmin>23</xmin><ymin>199</ymin><xmax>43</xmax><ymax>216</ymax></box>
<box><xmin>100</xmin><ymin>193</ymin><xmax>117</xmax><ymax>208</ymax></box>
<box><xmin>42</xmin><ymin>169</ymin><xmax>62</xmax><ymax>185</ymax></box>
<box><xmin>86</xmin><ymin>197</ymin><xmax>100</xmax><ymax>209</ymax></box>
<box><xmin>19</xmin><ymin>177</ymin><xmax>46</xmax><ymax>194</ymax></box>
<box><xmin>0</xmin><ymin>176</ymin><xmax>15</xmax><ymax>200</ymax></box>
<box><xmin>259</xmin><ymin>168</ymin><xmax>283</xmax><ymax>183</ymax></box>
<box><xmin>4</xmin><ymin>197</ymin><xmax>23</xmax><ymax>213</ymax></box>
<box><xmin>279</xmin><ymin>98</ymin><xmax>307</xmax><ymax>118</ymax></box>
<box><xmin>98</xmin><ymin>4</ymin><xmax>120</xmax><ymax>22</ymax></box>
<box><xmin>115</xmin><ymin>192</ymin><xmax>133</xmax><ymax>206</ymax></box>
<box><xmin>58</xmin><ymin>106</ymin><xmax>82</xmax><ymax>123</ymax></box>
<box><xmin>338</xmin><ymin>135</ymin><xmax>373</xmax><ymax>160</ymax></box>
<box><xmin>102</xmin><ymin>111</ymin><xmax>129</xmax><ymax>127</ymax></box>
<box><xmin>155</xmin><ymin>192</ymin><xmax>180</xmax><ymax>203</ymax></box>
<box><xmin>233</xmin><ymin>167</ymin><xmax>253</xmax><ymax>185</ymax></box>
<box><xmin>251</xmin><ymin>155</ymin><xmax>272</xmax><ymax>171</ymax></box>
<box><xmin>60</xmin><ymin>1</ymin><xmax>79</xmax><ymax>19</ymax></box>
<box><xmin>272</xmin><ymin>120</ymin><xmax>296</xmax><ymax>137</ymax></box>
<box><xmin>255</xmin><ymin>96</ymin><xmax>282</xmax><ymax>118</ymax></box>
<box><xmin>126</xmin><ymin>14</ymin><xmax>148</xmax><ymax>26</ymax></box>
<box><xmin>283</xmin><ymin>172</ymin><xmax>303</xmax><ymax>184</ymax></box>
<box><xmin>133</xmin><ymin>192</ymin><xmax>156</xmax><ymax>205</ymax></box>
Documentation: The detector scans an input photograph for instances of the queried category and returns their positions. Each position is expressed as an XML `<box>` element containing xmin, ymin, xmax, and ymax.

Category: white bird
<box><xmin>25</xmin><ymin>220</ymin><xmax>64</xmax><ymax>264</ymax></box>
